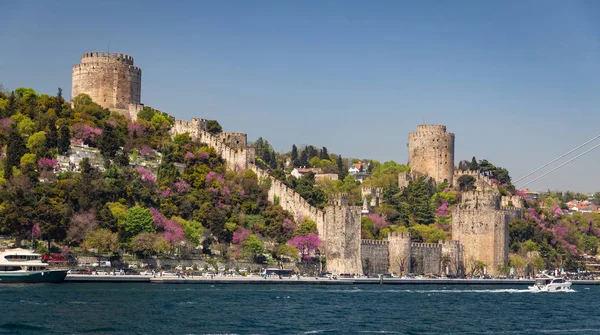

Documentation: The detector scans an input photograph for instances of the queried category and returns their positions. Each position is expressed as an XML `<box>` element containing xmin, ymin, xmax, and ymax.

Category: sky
<box><xmin>1</xmin><ymin>0</ymin><xmax>600</xmax><ymax>193</ymax></box>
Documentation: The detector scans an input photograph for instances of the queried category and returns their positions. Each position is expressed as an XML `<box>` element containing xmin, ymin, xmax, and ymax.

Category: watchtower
<box><xmin>72</xmin><ymin>52</ymin><xmax>142</xmax><ymax>118</ymax></box>
<box><xmin>408</xmin><ymin>124</ymin><xmax>455</xmax><ymax>185</ymax></box>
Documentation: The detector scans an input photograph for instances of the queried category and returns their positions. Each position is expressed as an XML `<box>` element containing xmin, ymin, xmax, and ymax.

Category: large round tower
<box><xmin>407</xmin><ymin>124</ymin><xmax>455</xmax><ymax>185</ymax></box>
<box><xmin>71</xmin><ymin>52</ymin><xmax>142</xmax><ymax>115</ymax></box>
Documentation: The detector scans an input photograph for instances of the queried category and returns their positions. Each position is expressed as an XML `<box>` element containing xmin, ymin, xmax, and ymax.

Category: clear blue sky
<box><xmin>2</xmin><ymin>1</ymin><xmax>600</xmax><ymax>193</ymax></box>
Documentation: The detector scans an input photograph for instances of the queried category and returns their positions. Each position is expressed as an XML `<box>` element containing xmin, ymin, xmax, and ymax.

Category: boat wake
<box><xmin>397</xmin><ymin>288</ymin><xmax>532</xmax><ymax>294</ymax></box>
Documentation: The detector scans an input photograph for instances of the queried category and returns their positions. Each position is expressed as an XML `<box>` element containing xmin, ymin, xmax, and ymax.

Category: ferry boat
<box><xmin>0</xmin><ymin>248</ymin><xmax>68</xmax><ymax>283</ymax></box>
<box><xmin>528</xmin><ymin>274</ymin><xmax>572</xmax><ymax>292</ymax></box>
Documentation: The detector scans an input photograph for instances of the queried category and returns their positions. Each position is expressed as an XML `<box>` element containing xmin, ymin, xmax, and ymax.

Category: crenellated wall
<box><xmin>324</xmin><ymin>205</ymin><xmax>363</xmax><ymax>275</ymax></box>
<box><xmin>408</xmin><ymin>125</ymin><xmax>455</xmax><ymax>185</ymax></box>
<box><xmin>361</xmin><ymin>240</ymin><xmax>389</xmax><ymax>275</ymax></box>
<box><xmin>72</xmin><ymin>52</ymin><xmax>142</xmax><ymax>119</ymax></box>
<box><xmin>501</xmin><ymin>195</ymin><xmax>524</xmax><ymax>209</ymax></box>
<box><xmin>398</xmin><ymin>171</ymin><xmax>422</xmax><ymax>189</ymax></box>
<box><xmin>387</xmin><ymin>232</ymin><xmax>411</xmax><ymax>275</ymax></box>
<box><xmin>410</xmin><ymin>242</ymin><xmax>442</xmax><ymax>275</ymax></box>
<box><xmin>453</xmin><ymin>170</ymin><xmax>498</xmax><ymax>191</ymax></box>
<box><xmin>452</xmin><ymin>191</ymin><xmax>522</xmax><ymax>275</ymax></box>
<box><xmin>169</xmin><ymin>117</ymin><xmax>366</xmax><ymax>272</ymax></box>
<box><xmin>439</xmin><ymin>240</ymin><xmax>462</xmax><ymax>275</ymax></box>
<box><xmin>170</xmin><ymin>118</ymin><xmax>255</xmax><ymax>170</ymax></box>
<box><xmin>361</xmin><ymin>186</ymin><xmax>383</xmax><ymax>207</ymax></box>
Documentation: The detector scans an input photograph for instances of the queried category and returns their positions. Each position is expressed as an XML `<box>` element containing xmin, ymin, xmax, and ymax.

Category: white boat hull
<box><xmin>528</xmin><ymin>282</ymin><xmax>572</xmax><ymax>292</ymax></box>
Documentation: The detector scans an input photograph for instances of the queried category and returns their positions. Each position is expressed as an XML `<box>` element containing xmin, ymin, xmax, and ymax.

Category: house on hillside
<box><xmin>291</xmin><ymin>167</ymin><xmax>322</xmax><ymax>179</ymax></box>
<box><xmin>348</xmin><ymin>162</ymin><xmax>370</xmax><ymax>183</ymax></box>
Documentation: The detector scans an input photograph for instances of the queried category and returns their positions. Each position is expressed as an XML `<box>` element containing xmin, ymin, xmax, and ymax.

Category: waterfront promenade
<box><xmin>65</xmin><ymin>274</ymin><xmax>600</xmax><ymax>285</ymax></box>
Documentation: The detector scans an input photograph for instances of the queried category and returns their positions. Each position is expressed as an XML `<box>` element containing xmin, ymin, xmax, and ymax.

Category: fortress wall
<box><xmin>408</xmin><ymin>125</ymin><xmax>455</xmax><ymax>185</ymax></box>
<box><xmin>361</xmin><ymin>240</ymin><xmax>390</xmax><ymax>275</ymax></box>
<box><xmin>324</xmin><ymin>206</ymin><xmax>363</xmax><ymax>275</ymax></box>
<box><xmin>72</xmin><ymin>52</ymin><xmax>141</xmax><ymax>115</ymax></box>
<box><xmin>501</xmin><ymin>195</ymin><xmax>524</xmax><ymax>209</ymax></box>
<box><xmin>250</xmin><ymin>165</ymin><xmax>326</xmax><ymax>236</ymax></box>
<box><xmin>361</xmin><ymin>186</ymin><xmax>383</xmax><ymax>207</ymax></box>
<box><xmin>456</xmin><ymin>191</ymin><xmax>501</xmax><ymax>210</ymax></box>
<box><xmin>387</xmin><ymin>232</ymin><xmax>411</xmax><ymax>275</ymax></box>
<box><xmin>398</xmin><ymin>171</ymin><xmax>421</xmax><ymax>189</ymax></box>
<box><xmin>170</xmin><ymin>117</ymin><xmax>331</xmax><ymax>244</ymax></box>
<box><xmin>451</xmin><ymin>209</ymin><xmax>515</xmax><ymax>275</ymax></box>
<box><xmin>439</xmin><ymin>240</ymin><xmax>462</xmax><ymax>275</ymax></box>
<box><xmin>169</xmin><ymin>118</ymin><xmax>255</xmax><ymax>170</ymax></box>
<box><xmin>410</xmin><ymin>243</ymin><xmax>442</xmax><ymax>275</ymax></box>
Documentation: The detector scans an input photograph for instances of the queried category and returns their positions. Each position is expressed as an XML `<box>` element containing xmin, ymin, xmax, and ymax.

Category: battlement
<box><xmin>456</xmin><ymin>190</ymin><xmax>501</xmax><ymax>210</ymax></box>
<box><xmin>80</xmin><ymin>52</ymin><xmax>134</xmax><ymax>65</ymax></box>
<box><xmin>407</xmin><ymin>124</ymin><xmax>455</xmax><ymax>186</ymax></box>
<box><xmin>398</xmin><ymin>171</ymin><xmax>423</xmax><ymax>189</ymax></box>
<box><xmin>453</xmin><ymin>170</ymin><xmax>479</xmax><ymax>176</ymax></box>
<box><xmin>361</xmin><ymin>239</ymin><xmax>389</xmax><ymax>246</ymax></box>
<box><xmin>387</xmin><ymin>231</ymin><xmax>411</xmax><ymax>240</ymax></box>
<box><xmin>438</xmin><ymin>239</ymin><xmax>460</xmax><ymax>246</ymax></box>
<box><xmin>411</xmin><ymin>242</ymin><xmax>442</xmax><ymax>249</ymax></box>
<box><xmin>416</xmin><ymin>124</ymin><xmax>447</xmax><ymax>133</ymax></box>
<box><xmin>330</xmin><ymin>193</ymin><xmax>349</xmax><ymax>206</ymax></box>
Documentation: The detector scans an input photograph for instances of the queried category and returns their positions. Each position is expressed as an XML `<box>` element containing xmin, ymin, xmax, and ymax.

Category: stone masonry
<box><xmin>72</xmin><ymin>52</ymin><xmax>143</xmax><ymax>119</ymax></box>
<box><xmin>452</xmin><ymin>191</ymin><xmax>522</xmax><ymax>275</ymax></box>
<box><xmin>171</xmin><ymin>118</ymin><xmax>363</xmax><ymax>275</ymax></box>
<box><xmin>408</xmin><ymin>124</ymin><xmax>455</xmax><ymax>185</ymax></box>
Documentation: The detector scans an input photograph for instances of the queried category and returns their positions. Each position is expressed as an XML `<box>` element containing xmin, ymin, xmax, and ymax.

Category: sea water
<box><xmin>0</xmin><ymin>283</ymin><xmax>597</xmax><ymax>334</ymax></box>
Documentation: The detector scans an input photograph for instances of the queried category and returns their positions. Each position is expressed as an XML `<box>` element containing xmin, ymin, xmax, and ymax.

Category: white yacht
<box><xmin>0</xmin><ymin>248</ymin><xmax>68</xmax><ymax>283</ymax></box>
<box><xmin>528</xmin><ymin>274</ymin><xmax>572</xmax><ymax>292</ymax></box>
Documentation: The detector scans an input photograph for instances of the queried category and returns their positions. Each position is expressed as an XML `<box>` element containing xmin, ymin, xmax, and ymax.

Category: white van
<box><xmin>99</xmin><ymin>261</ymin><xmax>111</xmax><ymax>267</ymax></box>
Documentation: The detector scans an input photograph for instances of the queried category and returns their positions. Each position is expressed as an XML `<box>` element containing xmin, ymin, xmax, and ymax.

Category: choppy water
<box><xmin>0</xmin><ymin>283</ymin><xmax>597</xmax><ymax>334</ymax></box>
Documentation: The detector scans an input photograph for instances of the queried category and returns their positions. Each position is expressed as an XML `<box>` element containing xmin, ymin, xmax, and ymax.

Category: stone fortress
<box><xmin>72</xmin><ymin>52</ymin><xmax>144</xmax><ymax>120</ymax></box>
<box><xmin>72</xmin><ymin>52</ymin><xmax>522</xmax><ymax>276</ymax></box>
<box><xmin>408</xmin><ymin>124</ymin><xmax>455</xmax><ymax>185</ymax></box>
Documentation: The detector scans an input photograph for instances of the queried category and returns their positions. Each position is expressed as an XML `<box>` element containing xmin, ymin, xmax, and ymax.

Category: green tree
<box><xmin>4</xmin><ymin>124</ymin><xmax>27</xmax><ymax>179</ymax></box>
<box><xmin>123</xmin><ymin>206</ymin><xmax>155</xmax><ymax>241</ymax></box>
<box><xmin>509</xmin><ymin>255</ymin><xmax>526</xmax><ymax>276</ymax></box>
<box><xmin>296</xmin><ymin>217</ymin><xmax>318</xmax><ymax>235</ymax></box>
<box><xmin>319</xmin><ymin>147</ymin><xmax>329</xmax><ymax>160</ymax></box>
<box><xmin>469</xmin><ymin>156</ymin><xmax>478</xmax><ymax>171</ymax></box>
<box><xmin>58</xmin><ymin>124</ymin><xmax>71</xmax><ymax>155</ymax></box>
<box><xmin>97</xmin><ymin>122</ymin><xmax>121</xmax><ymax>159</ymax></box>
<box><xmin>26</xmin><ymin>131</ymin><xmax>47</xmax><ymax>158</ymax></box>
<box><xmin>206</xmin><ymin>120</ymin><xmax>222</xmax><ymax>135</ymax></box>
<box><xmin>457</xmin><ymin>175</ymin><xmax>476</xmax><ymax>192</ymax></box>
<box><xmin>85</xmin><ymin>228</ymin><xmax>118</xmax><ymax>256</ymax></box>
<box><xmin>132</xmin><ymin>232</ymin><xmax>168</xmax><ymax>258</ymax></box>
<box><xmin>407</xmin><ymin>176</ymin><xmax>435</xmax><ymax>225</ymax></box>
<box><xmin>242</xmin><ymin>234</ymin><xmax>265</xmax><ymax>261</ymax></box>
<box><xmin>291</xmin><ymin>144</ymin><xmax>299</xmax><ymax>167</ymax></box>
<box><xmin>276</xmin><ymin>244</ymin><xmax>299</xmax><ymax>260</ymax></box>
<box><xmin>299</xmin><ymin>149</ymin><xmax>309</xmax><ymax>167</ymax></box>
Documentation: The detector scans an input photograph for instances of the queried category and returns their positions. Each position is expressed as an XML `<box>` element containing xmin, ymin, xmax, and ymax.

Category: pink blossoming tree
<box><xmin>288</xmin><ymin>234</ymin><xmax>321</xmax><ymax>259</ymax></box>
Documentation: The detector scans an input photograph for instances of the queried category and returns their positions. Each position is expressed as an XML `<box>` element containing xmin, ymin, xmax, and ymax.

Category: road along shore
<box><xmin>64</xmin><ymin>275</ymin><xmax>600</xmax><ymax>285</ymax></box>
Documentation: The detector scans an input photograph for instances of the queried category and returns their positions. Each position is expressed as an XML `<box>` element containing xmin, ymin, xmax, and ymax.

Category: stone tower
<box><xmin>72</xmin><ymin>52</ymin><xmax>142</xmax><ymax>119</ymax></box>
<box><xmin>387</xmin><ymin>232</ymin><xmax>411</xmax><ymax>275</ymax></box>
<box><xmin>408</xmin><ymin>124</ymin><xmax>455</xmax><ymax>185</ymax></box>
<box><xmin>323</xmin><ymin>194</ymin><xmax>363</xmax><ymax>275</ymax></box>
<box><xmin>452</xmin><ymin>191</ymin><xmax>521</xmax><ymax>275</ymax></box>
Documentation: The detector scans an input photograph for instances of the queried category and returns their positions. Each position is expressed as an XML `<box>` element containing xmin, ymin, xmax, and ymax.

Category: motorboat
<box><xmin>528</xmin><ymin>274</ymin><xmax>572</xmax><ymax>292</ymax></box>
<box><xmin>0</xmin><ymin>248</ymin><xmax>68</xmax><ymax>283</ymax></box>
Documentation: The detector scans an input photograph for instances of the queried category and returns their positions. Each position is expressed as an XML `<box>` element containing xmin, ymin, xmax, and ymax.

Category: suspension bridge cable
<box><xmin>517</xmin><ymin>141</ymin><xmax>600</xmax><ymax>189</ymax></box>
<box><xmin>513</xmin><ymin>134</ymin><xmax>600</xmax><ymax>183</ymax></box>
